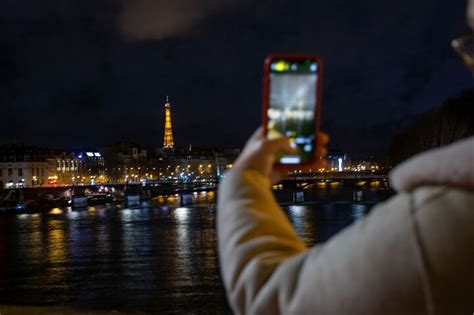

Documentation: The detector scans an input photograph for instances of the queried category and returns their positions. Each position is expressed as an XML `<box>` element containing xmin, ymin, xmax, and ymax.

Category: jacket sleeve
<box><xmin>217</xmin><ymin>168</ymin><xmax>307</xmax><ymax>314</ymax></box>
<box><xmin>217</xmin><ymin>168</ymin><xmax>429</xmax><ymax>315</ymax></box>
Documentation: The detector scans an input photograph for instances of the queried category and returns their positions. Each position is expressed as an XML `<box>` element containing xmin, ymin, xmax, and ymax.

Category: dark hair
<box><xmin>389</xmin><ymin>89</ymin><xmax>474</xmax><ymax>165</ymax></box>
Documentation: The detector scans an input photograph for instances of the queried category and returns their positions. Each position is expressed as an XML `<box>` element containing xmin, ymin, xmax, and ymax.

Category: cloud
<box><xmin>118</xmin><ymin>0</ymin><xmax>240</xmax><ymax>40</ymax></box>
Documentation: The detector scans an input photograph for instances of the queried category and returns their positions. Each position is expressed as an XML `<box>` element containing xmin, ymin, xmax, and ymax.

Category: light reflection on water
<box><xmin>352</xmin><ymin>204</ymin><xmax>367</xmax><ymax>220</ymax></box>
<box><xmin>174</xmin><ymin>207</ymin><xmax>190</xmax><ymax>222</ymax></box>
<box><xmin>46</xmin><ymin>219</ymin><xmax>67</xmax><ymax>289</ymax></box>
<box><xmin>285</xmin><ymin>197</ymin><xmax>380</xmax><ymax>246</ymax></box>
<box><xmin>173</xmin><ymin>207</ymin><xmax>193</xmax><ymax>288</ymax></box>
<box><xmin>120</xmin><ymin>207</ymin><xmax>154</xmax><ymax>295</ymax></box>
<box><xmin>0</xmin><ymin>185</ymin><xmax>391</xmax><ymax>313</ymax></box>
<box><xmin>287</xmin><ymin>205</ymin><xmax>307</xmax><ymax>237</ymax></box>
<box><xmin>49</xmin><ymin>208</ymin><xmax>62</xmax><ymax>215</ymax></box>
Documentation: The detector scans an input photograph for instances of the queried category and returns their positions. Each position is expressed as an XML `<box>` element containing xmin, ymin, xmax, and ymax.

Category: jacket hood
<box><xmin>389</xmin><ymin>136</ymin><xmax>474</xmax><ymax>192</ymax></box>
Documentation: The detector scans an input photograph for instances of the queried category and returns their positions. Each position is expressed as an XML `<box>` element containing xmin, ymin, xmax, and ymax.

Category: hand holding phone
<box><xmin>232</xmin><ymin>54</ymin><xmax>327</xmax><ymax>182</ymax></box>
<box><xmin>262</xmin><ymin>55</ymin><xmax>323</xmax><ymax>166</ymax></box>
<box><xmin>233</xmin><ymin>127</ymin><xmax>328</xmax><ymax>183</ymax></box>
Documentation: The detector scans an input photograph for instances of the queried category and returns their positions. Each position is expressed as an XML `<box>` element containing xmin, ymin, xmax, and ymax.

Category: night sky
<box><xmin>1</xmin><ymin>0</ymin><xmax>472</xmax><ymax>154</ymax></box>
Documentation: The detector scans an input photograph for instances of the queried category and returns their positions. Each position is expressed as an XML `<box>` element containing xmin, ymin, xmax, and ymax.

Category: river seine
<box><xmin>0</xmin><ymin>183</ymin><xmax>392</xmax><ymax>313</ymax></box>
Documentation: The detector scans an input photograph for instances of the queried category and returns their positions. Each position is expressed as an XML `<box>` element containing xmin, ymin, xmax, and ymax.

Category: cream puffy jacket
<box><xmin>217</xmin><ymin>137</ymin><xmax>474</xmax><ymax>315</ymax></box>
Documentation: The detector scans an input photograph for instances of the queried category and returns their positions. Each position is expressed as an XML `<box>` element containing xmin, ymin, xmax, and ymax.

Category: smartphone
<box><xmin>262</xmin><ymin>54</ymin><xmax>322</xmax><ymax>165</ymax></box>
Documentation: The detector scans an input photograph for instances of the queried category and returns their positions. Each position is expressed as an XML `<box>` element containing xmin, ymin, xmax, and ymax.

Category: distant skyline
<box><xmin>1</xmin><ymin>0</ymin><xmax>472</xmax><ymax>154</ymax></box>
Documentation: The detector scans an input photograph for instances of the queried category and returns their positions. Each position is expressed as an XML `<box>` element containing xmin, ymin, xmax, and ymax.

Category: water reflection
<box><xmin>49</xmin><ymin>207</ymin><xmax>63</xmax><ymax>215</ymax></box>
<box><xmin>65</xmin><ymin>208</ymin><xmax>80</xmax><ymax>220</ymax></box>
<box><xmin>174</xmin><ymin>207</ymin><xmax>190</xmax><ymax>223</ymax></box>
<box><xmin>196</xmin><ymin>191</ymin><xmax>215</xmax><ymax>203</ymax></box>
<box><xmin>0</xmin><ymin>185</ymin><xmax>391</xmax><ymax>313</ymax></box>
<box><xmin>24</xmin><ymin>213</ymin><xmax>44</xmax><ymax>267</ymax></box>
<box><xmin>370</xmin><ymin>180</ymin><xmax>381</xmax><ymax>188</ymax></box>
<box><xmin>120</xmin><ymin>207</ymin><xmax>154</xmax><ymax>298</ymax></box>
<box><xmin>287</xmin><ymin>205</ymin><xmax>306</xmax><ymax>236</ymax></box>
<box><xmin>173</xmin><ymin>207</ymin><xmax>192</xmax><ymax>287</ymax></box>
<box><xmin>352</xmin><ymin>204</ymin><xmax>367</xmax><ymax>220</ymax></box>
<box><xmin>96</xmin><ymin>222</ymin><xmax>111</xmax><ymax>256</ymax></box>
<box><xmin>316</xmin><ymin>181</ymin><xmax>327</xmax><ymax>188</ymax></box>
<box><xmin>285</xmin><ymin>200</ymin><xmax>374</xmax><ymax>245</ymax></box>
<box><xmin>48</xmin><ymin>223</ymin><xmax>66</xmax><ymax>264</ymax></box>
<box><xmin>46</xmin><ymin>217</ymin><xmax>68</xmax><ymax>291</ymax></box>
<box><xmin>17</xmin><ymin>213</ymin><xmax>30</xmax><ymax>220</ymax></box>
<box><xmin>329</xmin><ymin>181</ymin><xmax>341</xmax><ymax>188</ymax></box>
<box><xmin>153</xmin><ymin>192</ymin><xmax>216</xmax><ymax>206</ymax></box>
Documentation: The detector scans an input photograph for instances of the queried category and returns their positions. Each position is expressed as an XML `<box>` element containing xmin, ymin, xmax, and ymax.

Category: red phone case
<box><xmin>261</xmin><ymin>54</ymin><xmax>323</xmax><ymax>166</ymax></box>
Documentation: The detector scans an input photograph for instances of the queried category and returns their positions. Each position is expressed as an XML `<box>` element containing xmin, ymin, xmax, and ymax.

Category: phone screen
<box><xmin>267</xmin><ymin>59</ymin><xmax>319</xmax><ymax>164</ymax></box>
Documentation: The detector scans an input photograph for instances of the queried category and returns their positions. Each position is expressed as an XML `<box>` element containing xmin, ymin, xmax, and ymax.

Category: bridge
<box><xmin>0</xmin><ymin>172</ymin><xmax>389</xmax><ymax>213</ymax></box>
<box><xmin>280</xmin><ymin>172</ymin><xmax>388</xmax><ymax>188</ymax></box>
<box><xmin>288</xmin><ymin>172</ymin><xmax>388</xmax><ymax>181</ymax></box>
<box><xmin>1</xmin><ymin>172</ymin><xmax>388</xmax><ymax>198</ymax></box>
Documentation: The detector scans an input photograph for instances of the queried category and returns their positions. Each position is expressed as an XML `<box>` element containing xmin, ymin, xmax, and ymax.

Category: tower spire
<box><xmin>163</xmin><ymin>96</ymin><xmax>175</xmax><ymax>149</ymax></box>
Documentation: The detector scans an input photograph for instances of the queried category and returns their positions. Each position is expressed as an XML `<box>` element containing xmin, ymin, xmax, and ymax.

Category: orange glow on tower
<box><xmin>163</xmin><ymin>96</ymin><xmax>175</xmax><ymax>149</ymax></box>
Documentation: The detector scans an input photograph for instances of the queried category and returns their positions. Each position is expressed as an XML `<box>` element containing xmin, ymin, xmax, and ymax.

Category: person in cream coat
<box><xmin>217</xmin><ymin>3</ymin><xmax>474</xmax><ymax>314</ymax></box>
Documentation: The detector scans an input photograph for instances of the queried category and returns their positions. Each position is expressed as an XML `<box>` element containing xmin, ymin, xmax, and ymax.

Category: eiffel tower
<box><xmin>163</xmin><ymin>96</ymin><xmax>175</xmax><ymax>149</ymax></box>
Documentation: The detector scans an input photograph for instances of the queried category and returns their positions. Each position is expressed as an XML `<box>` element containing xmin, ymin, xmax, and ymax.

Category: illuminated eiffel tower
<box><xmin>163</xmin><ymin>96</ymin><xmax>175</xmax><ymax>149</ymax></box>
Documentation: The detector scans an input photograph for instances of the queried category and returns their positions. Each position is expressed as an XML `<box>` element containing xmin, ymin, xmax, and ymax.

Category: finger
<box><xmin>248</xmin><ymin>127</ymin><xmax>264</xmax><ymax>143</ymax></box>
<box><xmin>241</xmin><ymin>127</ymin><xmax>265</xmax><ymax>152</ymax></box>
<box><xmin>262</xmin><ymin>137</ymin><xmax>298</xmax><ymax>155</ymax></box>
<box><xmin>270</xmin><ymin>170</ymin><xmax>283</xmax><ymax>184</ymax></box>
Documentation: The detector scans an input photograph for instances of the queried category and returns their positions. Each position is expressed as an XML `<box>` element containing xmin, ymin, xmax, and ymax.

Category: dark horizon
<box><xmin>1</xmin><ymin>0</ymin><xmax>472</xmax><ymax>155</ymax></box>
